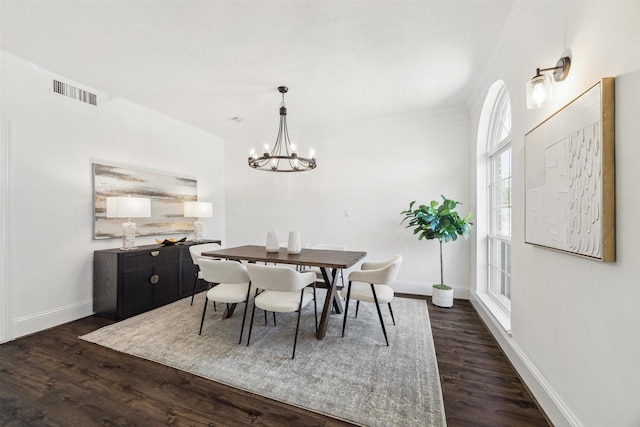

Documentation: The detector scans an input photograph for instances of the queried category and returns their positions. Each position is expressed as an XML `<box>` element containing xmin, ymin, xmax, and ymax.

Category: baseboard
<box><xmin>392</xmin><ymin>280</ymin><xmax>470</xmax><ymax>300</ymax></box>
<box><xmin>12</xmin><ymin>300</ymin><xmax>94</xmax><ymax>339</ymax></box>
<box><xmin>470</xmin><ymin>292</ymin><xmax>582</xmax><ymax>427</ymax></box>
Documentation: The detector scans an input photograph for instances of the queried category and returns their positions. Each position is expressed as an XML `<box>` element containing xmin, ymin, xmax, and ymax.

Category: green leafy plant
<box><xmin>400</xmin><ymin>195</ymin><xmax>473</xmax><ymax>290</ymax></box>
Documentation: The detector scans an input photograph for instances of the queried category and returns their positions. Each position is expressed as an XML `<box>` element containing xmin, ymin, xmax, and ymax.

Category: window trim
<box><xmin>485</xmin><ymin>82</ymin><xmax>512</xmax><ymax>313</ymax></box>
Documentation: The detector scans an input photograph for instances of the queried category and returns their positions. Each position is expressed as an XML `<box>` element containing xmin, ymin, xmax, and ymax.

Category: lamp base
<box><xmin>121</xmin><ymin>220</ymin><xmax>138</xmax><ymax>250</ymax></box>
<box><xmin>193</xmin><ymin>220</ymin><xmax>204</xmax><ymax>243</ymax></box>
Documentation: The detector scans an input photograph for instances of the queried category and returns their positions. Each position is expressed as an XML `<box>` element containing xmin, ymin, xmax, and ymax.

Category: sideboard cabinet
<box><xmin>94</xmin><ymin>240</ymin><xmax>221</xmax><ymax>319</ymax></box>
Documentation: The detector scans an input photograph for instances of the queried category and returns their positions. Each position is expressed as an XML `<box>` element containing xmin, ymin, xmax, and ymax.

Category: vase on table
<box><xmin>287</xmin><ymin>231</ymin><xmax>301</xmax><ymax>254</ymax></box>
<box><xmin>266</xmin><ymin>230</ymin><xmax>280</xmax><ymax>253</ymax></box>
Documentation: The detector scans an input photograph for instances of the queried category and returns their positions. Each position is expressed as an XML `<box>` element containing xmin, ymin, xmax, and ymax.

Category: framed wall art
<box><xmin>93</xmin><ymin>162</ymin><xmax>197</xmax><ymax>239</ymax></box>
<box><xmin>525</xmin><ymin>77</ymin><xmax>615</xmax><ymax>262</ymax></box>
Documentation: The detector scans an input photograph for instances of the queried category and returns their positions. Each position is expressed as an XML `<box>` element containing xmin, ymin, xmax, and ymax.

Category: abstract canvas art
<box><xmin>93</xmin><ymin>163</ymin><xmax>197</xmax><ymax>239</ymax></box>
<box><xmin>525</xmin><ymin>78</ymin><xmax>615</xmax><ymax>261</ymax></box>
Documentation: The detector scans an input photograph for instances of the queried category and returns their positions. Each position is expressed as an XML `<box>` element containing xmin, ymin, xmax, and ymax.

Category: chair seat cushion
<box><xmin>255</xmin><ymin>290</ymin><xmax>314</xmax><ymax>313</ymax></box>
<box><xmin>340</xmin><ymin>282</ymin><xmax>394</xmax><ymax>304</ymax></box>
<box><xmin>206</xmin><ymin>282</ymin><xmax>251</xmax><ymax>304</ymax></box>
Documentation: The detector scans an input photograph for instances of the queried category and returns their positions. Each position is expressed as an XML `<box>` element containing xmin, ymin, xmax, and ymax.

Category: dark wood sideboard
<box><xmin>93</xmin><ymin>240</ymin><xmax>221</xmax><ymax>319</ymax></box>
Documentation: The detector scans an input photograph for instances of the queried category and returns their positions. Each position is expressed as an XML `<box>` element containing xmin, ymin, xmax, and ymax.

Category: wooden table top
<box><xmin>202</xmin><ymin>245</ymin><xmax>367</xmax><ymax>269</ymax></box>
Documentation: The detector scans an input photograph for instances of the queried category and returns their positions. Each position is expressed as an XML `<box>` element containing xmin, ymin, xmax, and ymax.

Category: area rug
<box><xmin>80</xmin><ymin>295</ymin><xmax>446</xmax><ymax>427</ymax></box>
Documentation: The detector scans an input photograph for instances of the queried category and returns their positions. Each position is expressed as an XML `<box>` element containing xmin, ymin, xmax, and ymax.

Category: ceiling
<box><xmin>0</xmin><ymin>0</ymin><xmax>516</xmax><ymax>142</ymax></box>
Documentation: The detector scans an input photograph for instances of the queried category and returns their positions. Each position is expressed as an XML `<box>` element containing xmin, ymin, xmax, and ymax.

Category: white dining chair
<box><xmin>198</xmin><ymin>258</ymin><xmax>253</xmax><ymax>344</ymax></box>
<box><xmin>245</xmin><ymin>264</ymin><xmax>317</xmax><ymax>359</ymax></box>
<box><xmin>189</xmin><ymin>242</ymin><xmax>222</xmax><ymax>305</ymax></box>
<box><xmin>341</xmin><ymin>255</ymin><xmax>403</xmax><ymax>346</ymax></box>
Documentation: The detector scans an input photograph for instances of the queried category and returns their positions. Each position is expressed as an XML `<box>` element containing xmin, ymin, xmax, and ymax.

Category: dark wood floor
<box><xmin>0</xmin><ymin>297</ymin><xmax>550</xmax><ymax>427</ymax></box>
<box><xmin>427</xmin><ymin>299</ymin><xmax>550</xmax><ymax>427</ymax></box>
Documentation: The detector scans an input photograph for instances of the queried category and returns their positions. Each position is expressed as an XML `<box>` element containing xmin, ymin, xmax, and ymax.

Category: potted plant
<box><xmin>400</xmin><ymin>195</ymin><xmax>472</xmax><ymax>307</ymax></box>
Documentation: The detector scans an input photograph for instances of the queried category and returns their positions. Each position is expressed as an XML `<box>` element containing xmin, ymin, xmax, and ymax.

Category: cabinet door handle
<box><xmin>149</xmin><ymin>274</ymin><xmax>160</xmax><ymax>284</ymax></box>
<box><xmin>150</xmin><ymin>251</ymin><xmax>160</xmax><ymax>257</ymax></box>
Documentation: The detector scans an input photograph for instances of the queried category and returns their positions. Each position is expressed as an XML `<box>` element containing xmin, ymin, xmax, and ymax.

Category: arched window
<box><xmin>486</xmin><ymin>84</ymin><xmax>512</xmax><ymax>310</ymax></box>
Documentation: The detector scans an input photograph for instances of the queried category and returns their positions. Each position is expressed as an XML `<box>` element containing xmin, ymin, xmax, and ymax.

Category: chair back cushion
<box><xmin>198</xmin><ymin>258</ymin><xmax>249</xmax><ymax>284</ymax></box>
<box><xmin>349</xmin><ymin>255</ymin><xmax>403</xmax><ymax>284</ymax></box>
<box><xmin>246</xmin><ymin>264</ymin><xmax>316</xmax><ymax>292</ymax></box>
<box><xmin>189</xmin><ymin>243</ymin><xmax>221</xmax><ymax>265</ymax></box>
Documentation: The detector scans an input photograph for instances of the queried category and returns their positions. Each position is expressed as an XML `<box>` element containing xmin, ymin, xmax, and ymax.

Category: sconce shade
<box><xmin>106</xmin><ymin>196</ymin><xmax>151</xmax><ymax>219</ymax></box>
<box><xmin>526</xmin><ymin>56</ymin><xmax>571</xmax><ymax>109</ymax></box>
<box><xmin>184</xmin><ymin>201</ymin><xmax>213</xmax><ymax>218</ymax></box>
<box><xmin>526</xmin><ymin>74</ymin><xmax>552</xmax><ymax>109</ymax></box>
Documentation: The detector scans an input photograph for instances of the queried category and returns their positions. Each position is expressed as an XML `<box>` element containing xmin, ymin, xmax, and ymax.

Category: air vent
<box><xmin>52</xmin><ymin>79</ymin><xmax>97</xmax><ymax>106</ymax></box>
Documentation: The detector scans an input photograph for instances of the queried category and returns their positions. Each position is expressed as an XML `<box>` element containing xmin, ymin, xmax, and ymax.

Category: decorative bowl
<box><xmin>155</xmin><ymin>237</ymin><xmax>186</xmax><ymax>246</ymax></box>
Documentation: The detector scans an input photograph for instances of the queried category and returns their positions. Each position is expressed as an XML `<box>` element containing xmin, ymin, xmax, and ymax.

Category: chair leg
<box><xmin>190</xmin><ymin>271</ymin><xmax>199</xmax><ymax>306</ymax></box>
<box><xmin>239</xmin><ymin>282</ymin><xmax>252</xmax><ymax>344</ymax></box>
<box><xmin>388</xmin><ymin>303</ymin><xmax>396</xmax><ymax>326</ymax></box>
<box><xmin>313</xmin><ymin>284</ymin><xmax>318</xmax><ymax>332</ymax></box>
<box><xmin>208</xmin><ymin>282</ymin><xmax>217</xmax><ymax>311</ymax></box>
<box><xmin>247</xmin><ymin>289</ymin><xmax>259</xmax><ymax>346</ymax></box>
<box><xmin>370</xmin><ymin>284</ymin><xmax>389</xmax><ymax>346</ymax></box>
<box><xmin>199</xmin><ymin>298</ymin><xmax>208</xmax><ymax>335</ymax></box>
<box><xmin>292</xmin><ymin>289</ymin><xmax>305</xmax><ymax>359</ymax></box>
<box><xmin>355</xmin><ymin>300</ymin><xmax>360</xmax><ymax>318</ymax></box>
<box><xmin>273</xmin><ymin>312</ymin><xmax>277</xmax><ymax>326</ymax></box>
<box><xmin>341</xmin><ymin>281</ymin><xmax>353</xmax><ymax>337</ymax></box>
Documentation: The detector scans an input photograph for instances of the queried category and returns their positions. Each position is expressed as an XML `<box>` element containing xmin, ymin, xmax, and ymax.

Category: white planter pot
<box><xmin>432</xmin><ymin>286</ymin><xmax>454</xmax><ymax>308</ymax></box>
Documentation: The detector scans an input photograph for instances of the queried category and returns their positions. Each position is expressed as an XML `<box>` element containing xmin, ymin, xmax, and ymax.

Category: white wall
<box><xmin>469</xmin><ymin>2</ymin><xmax>640</xmax><ymax>426</ymax></box>
<box><xmin>225</xmin><ymin>108</ymin><xmax>472</xmax><ymax>297</ymax></box>
<box><xmin>4</xmin><ymin>1</ymin><xmax>638</xmax><ymax>424</ymax></box>
<box><xmin>0</xmin><ymin>53</ymin><xmax>226</xmax><ymax>339</ymax></box>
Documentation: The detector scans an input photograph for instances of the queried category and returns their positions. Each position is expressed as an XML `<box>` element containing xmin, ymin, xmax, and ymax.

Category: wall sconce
<box><xmin>526</xmin><ymin>56</ymin><xmax>571</xmax><ymax>109</ymax></box>
<box><xmin>106</xmin><ymin>196</ymin><xmax>151</xmax><ymax>250</ymax></box>
<box><xmin>184</xmin><ymin>201</ymin><xmax>213</xmax><ymax>242</ymax></box>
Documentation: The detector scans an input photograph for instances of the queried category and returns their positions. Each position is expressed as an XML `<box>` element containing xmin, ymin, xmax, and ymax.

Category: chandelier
<box><xmin>248</xmin><ymin>86</ymin><xmax>317</xmax><ymax>172</ymax></box>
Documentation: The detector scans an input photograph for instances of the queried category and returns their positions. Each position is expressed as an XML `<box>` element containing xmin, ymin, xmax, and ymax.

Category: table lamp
<box><xmin>106</xmin><ymin>196</ymin><xmax>151</xmax><ymax>250</ymax></box>
<box><xmin>184</xmin><ymin>201</ymin><xmax>213</xmax><ymax>242</ymax></box>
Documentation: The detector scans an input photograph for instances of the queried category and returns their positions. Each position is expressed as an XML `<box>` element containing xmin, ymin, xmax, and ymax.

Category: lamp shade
<box><xmin>184</xmin><ymin>201</ymin><xmax>213</xmax><ymax>218</ymax></box>
<box><xmin>106</xmin><ymin>196</ymin><xmax>151</xmax><ymax>219</ymax></box>
<box><xmin>526</xmin><ymin>74</ymin><xmax>552</xmax><ymax>109</ymax></box>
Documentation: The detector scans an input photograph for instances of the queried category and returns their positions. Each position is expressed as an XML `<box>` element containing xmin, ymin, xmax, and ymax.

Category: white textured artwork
<box><xmin>93</xmin><ymin>163</ymin><xmax>197</xmax><ymax>239</ymax></box>
<box><xmin>525</xmin><ymin>79</ymin><xmax>615</xmax><ymax>261</ymax></box>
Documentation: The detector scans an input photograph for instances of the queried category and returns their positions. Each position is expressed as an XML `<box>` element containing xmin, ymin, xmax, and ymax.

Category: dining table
<box><xmin>201</xmin><ymin>245</ymin><xmax>367</xmax><ymax>339</ymax></box>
